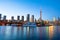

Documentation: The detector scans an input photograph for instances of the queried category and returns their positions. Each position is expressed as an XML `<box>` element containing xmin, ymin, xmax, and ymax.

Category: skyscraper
<box><xmin>0</xmin><ymin>14</ymin><xmax>2</xmax><ymax>20</ymax></box>
<box><xmin>11</xmin><ymin>16</ymin><xmax>14</xmax><ymax>21</ymax></box>
<box><xmin>35</xmin><ymin>19</ymin><xmax>36</xmax><ymax>22</ymax></box>
<box><xmin>17</xmin><ymin>16</ymin><xmax>20</xmax><ymax>20</ymax></box>
<box><xmin>27</xmin><ymin>14</ymin><xmax>30</xmax><ymax>22</ymax></box>
<box><xmin>31</xmin><ymin>15</ymin><xmax>34</xmax><ymax>22</ymax></box>
<box><xmin>53</xmin><ymin>17</ymin><xmax>56</xmax><ymax>22</ymax></box>
<box><xmin>3</xmin><ymin>15</ymin><xmax>6</xmax><ymax>20</ymax></box>
<box><xmin>21</xmin><ymin>16</ymin><xmax>24</xmax><ymax>21</ymax></box>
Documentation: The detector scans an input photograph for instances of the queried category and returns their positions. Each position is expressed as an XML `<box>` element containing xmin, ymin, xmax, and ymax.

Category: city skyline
<box><xmin>0</xmin><ymin>0</ymin><xmax>60</xmax><ymax>20</ymax></box>
<box><xmin>0</xmin><ymin>13</ymin><xmax>60</xmax><ymax>21</ymax></box>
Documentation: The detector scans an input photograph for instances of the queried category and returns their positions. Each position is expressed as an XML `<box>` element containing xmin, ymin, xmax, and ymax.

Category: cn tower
<box><xmin>40</xmin><ymin>9</ymin><xmax>42</xmax><ymax>21</ymax></box>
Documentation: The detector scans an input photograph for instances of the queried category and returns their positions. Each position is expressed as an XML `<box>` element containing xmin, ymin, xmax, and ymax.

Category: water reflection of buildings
<box><xmin>49</xmin><ymin>26</ymin><xmax>54</xmax><ymax>39</ymax></box>
<box><xmin>0</xmin><ymin>26</ymin><xmax>60</xmax><ymax>40</ymax></box>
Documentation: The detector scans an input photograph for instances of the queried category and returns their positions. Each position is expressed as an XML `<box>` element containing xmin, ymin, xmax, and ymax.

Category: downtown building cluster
<box><xmin>0</xmin><ymin>13</ymin><xmax>36</xmax><ymax>26</ymax></box>
<box><xmin>0</xmin><ymin>14</ymin><xmax>35</xmax><ymax>22</ymax></box>
<box><xmin>0</xmin><ymin>10</ymin><xmax>60</xmax><ymax>26</ymax></box>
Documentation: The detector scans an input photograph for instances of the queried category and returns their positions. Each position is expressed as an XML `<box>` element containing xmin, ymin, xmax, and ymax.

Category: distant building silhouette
<box><xmin>35</xmin><ymin>19</ymin><xmax>36</xmax><ymax>22</ymax></box>
<box><xmin>27</xmin><ymin>14</ymin><xmax>30</xmax><ymax>22</ymax></box>
<box><xmin>11</xmin><ymin>16</ymin><xmax>14</xmax><ymax>21</ymax></box>
<box><xmin>3</xmin><ymin>15</ymin><xmax>6</xmax><ymax>20</ymax></box>
<box><xmin>31</xmin><ymin>15</ymin><xmax>34</xmax><ymax>22</ymax></box>
<box><xmin>17</xmin><ymin>16</ymin><xmax>20</xmax><ymax>20</ymax></box>
<box><xmin>0</xmin><ymin>14</ymin><xmax>2</xmax><ymax>20</ymax></box>
<box><xmin>21</xmin><ymin>16</ymin><xmax>24</xmax><ymax>21</ymax></box>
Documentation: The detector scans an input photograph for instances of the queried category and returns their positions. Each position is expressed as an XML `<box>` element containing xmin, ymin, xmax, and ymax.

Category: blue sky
<box><xmin>0</xmin><ymin>0</ymin><xmax>60</xmax><ymax>20</ymax></box>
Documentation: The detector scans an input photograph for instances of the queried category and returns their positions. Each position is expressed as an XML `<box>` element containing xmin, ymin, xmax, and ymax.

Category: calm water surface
<box><xmin>0</xmin><ymin>26</ymin><xmax>60</xmax><ymax>40</ymax></box>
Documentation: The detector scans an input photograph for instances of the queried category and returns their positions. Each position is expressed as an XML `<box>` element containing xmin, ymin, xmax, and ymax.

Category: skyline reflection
<box><xmin>0</xmin><ymin>26</ymin><xmax>60</xmax><ymax>40</ymax></box>
<box><xmin>49</xmin><ymin>26</ymin><xmax>54</xmax><ymax>39</ymax></box>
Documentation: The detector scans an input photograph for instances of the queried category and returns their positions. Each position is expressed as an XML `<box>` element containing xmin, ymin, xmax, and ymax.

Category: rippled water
<box><xmin>0</xmin><ymin>26</ymin><xmax>60</xmax><ymax>40</ymax></box>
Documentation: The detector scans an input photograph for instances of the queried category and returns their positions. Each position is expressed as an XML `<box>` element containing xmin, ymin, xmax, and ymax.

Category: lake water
<box><xmin>0</xmin><ymin>26</ymin><xmax>60</xmax><ymax>40</ymax></box>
